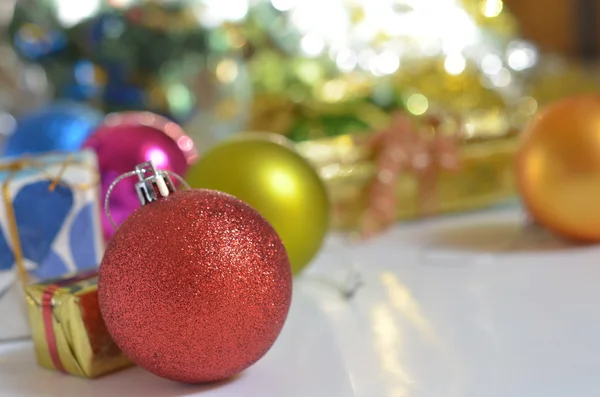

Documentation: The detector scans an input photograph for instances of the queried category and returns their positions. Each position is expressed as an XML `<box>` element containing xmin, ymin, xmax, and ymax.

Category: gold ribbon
<box><xmin>0</xmin><ymin>154</ymin><xmax>99</xmax><ymax>289</ymax></box>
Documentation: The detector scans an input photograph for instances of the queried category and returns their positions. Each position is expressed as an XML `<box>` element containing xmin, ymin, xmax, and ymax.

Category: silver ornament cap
<box><xmin>134</xmin><ymin>161</ymin><xmax>176</xmax><ymax>206</ymax></box>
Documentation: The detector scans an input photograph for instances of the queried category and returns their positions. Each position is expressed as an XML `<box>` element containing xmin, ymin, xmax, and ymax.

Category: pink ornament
<box><xmin>82</xmin><ymin>112</ymin><xmax>198</xmax><ymax>241</ymax></box>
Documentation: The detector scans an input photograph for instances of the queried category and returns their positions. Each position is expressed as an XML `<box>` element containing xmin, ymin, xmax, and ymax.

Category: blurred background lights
<box><xmin>481</xmin><ymin>54</ymin><xmax>503</xmax><ymax>75</ymax></box>
<box><xmin>274</xmin><ymin>0</ymin><xmax>491</xmax><ymax>72</ymax></box>
<box><xmin>258</xmin><ymin>0</ymin><xmax>540</xmax><ymax>123</ymax></box>
<box><xmin>200</xmin><ymin>0</ymin><xmax>249</xmax><ymax>28</ymax></box>
<box><xmin>481</xmin><ymin>0</ymin><xmax>503</xmax><ymax>18</ymax></box>
<box><xmin>271</xmin><ymin>0</ymin><xmax>296</xmax><ymax>12</ymax></box>
<box><xmin>336</xmin><ymin>49</ymin><xmax>358</xmax><ymax>72</ymax></box>
<box><xmin>406</xmin><ymin>94</ymin><xmax>429</xmax><ymax>115</ymax></box>
<box><xmin>490</xmin><ymin>68</ymin><xmax>512</xmax><ymax>87</ymax></box>
<box><xmin>444</xmin><ymin>54</ymin><xmax>467</xmax><ymax>75</ymax></box>
<box><xmin>106</xmin><ymin>0</ymin><xmax>136</xmax><ymax>8</ymax></box>
<box><xmin>358</xmin><ymin>49</ymin><xmax>377</xmax><ymax>71</ymax></box>
<box><xmin>321</xmin><ymin>80</ymin><xmax>348</xmax><ymax>102</ymax></box>
<box><xmin>371</xmin><ymin>51</ymin><xmax>400</xmax><ymax>76</ymax></box>
<box><xmin>507</xmin><ymin>42</ymin><xmax>538</xmax><ymax>71</ymax></box>
<box><xmin>56</xmin><ymin>0</ymin><xmax>101</xmax><ymax>27</ymax></box>
<box><xmin>216</xmin><ymin>59</ymin><xmax>239</xmax><ymax>84</ymax></box>
<box><xmin>301</xmin><ymin>33</ymin><xmax>326</xmax><ymax>57</ymax></box>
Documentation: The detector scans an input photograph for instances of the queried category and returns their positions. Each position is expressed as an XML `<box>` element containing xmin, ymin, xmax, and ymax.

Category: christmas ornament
<box><xmin>82</xmin><ymin>112</ymin><xmax>197</xmax><ymax>241</ymax></box>
<box><xmin>99</xmin><ymin>162</ymin><xmax>292</xmax><ymax>383</ymax></box>
<box><xmin>516</xmin><ymin>95</ymin><xmax>600</xmax><ymax>242</ymax></box>
<box><xmin>186</xmin><ymin>132</ymin><xmax>329</xmax><ymax>274</ymax></box>
<box><xmin>2</xmin><ymin>101</ymin><xmax>102</xmax><ymax>156</ymax></box>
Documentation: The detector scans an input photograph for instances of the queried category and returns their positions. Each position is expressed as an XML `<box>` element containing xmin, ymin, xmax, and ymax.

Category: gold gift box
<box><xmin>297</xmin><ymin>134</ymin><xmax>518</xmax><ymax>230</ymax></box>
<box><xmin>25</xmin><ymin>271</ymin><xmax>132</xmax><ymax>378</ymax></box>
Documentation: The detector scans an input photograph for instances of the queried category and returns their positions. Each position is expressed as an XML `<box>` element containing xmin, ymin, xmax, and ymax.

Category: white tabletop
<box><xmin>2</xmin><ymin>206</ymin><xmax>600</xmax><ymax>397</ymax></box>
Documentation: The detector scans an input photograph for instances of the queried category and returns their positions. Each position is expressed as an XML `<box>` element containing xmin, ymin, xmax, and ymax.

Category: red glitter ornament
<box><xmin>98</xmin><ymin>187</ymin><xmax>293</xmax><ymax>383</ymax></box>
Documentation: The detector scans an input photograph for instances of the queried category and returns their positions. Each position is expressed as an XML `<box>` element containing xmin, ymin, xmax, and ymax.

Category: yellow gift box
<box><xmin>25</xmin><ymin>270</ymin><xmax>132</xmax><ymax>378</ymax></box>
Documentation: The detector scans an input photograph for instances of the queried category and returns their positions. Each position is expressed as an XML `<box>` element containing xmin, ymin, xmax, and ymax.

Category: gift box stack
<box><xmin>0</xmin><ymin>149</ymin><xmax>133</xmax><ymax>378</ymax></box>
<box><xmin>0</xmin><ymin>107</ymin><xmax>200</xmax><ymax>379</ymax></box>
<box><xmin>0</xmin><ymin>151</ymin><xmax>104</xmax><ymax>341</ymax></box>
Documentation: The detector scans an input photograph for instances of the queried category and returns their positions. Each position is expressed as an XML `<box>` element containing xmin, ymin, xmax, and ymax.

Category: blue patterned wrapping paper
<box><xmin>0</xmin><ymin>150</ymin><xmax>104</xmax><ymax>340</ymax></box>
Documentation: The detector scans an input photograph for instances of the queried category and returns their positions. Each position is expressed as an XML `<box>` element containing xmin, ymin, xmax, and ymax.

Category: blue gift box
<box><xmin>0</xmin><ymin>150</ymin><xmax>104</xmax><ymax>340</ymax></box>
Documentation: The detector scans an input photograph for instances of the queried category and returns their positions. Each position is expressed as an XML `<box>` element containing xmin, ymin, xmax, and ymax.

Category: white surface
<box><xmin>2</xmin><ymin>207</ymin><xmax>600</xmax><ymax>396</ymax></box>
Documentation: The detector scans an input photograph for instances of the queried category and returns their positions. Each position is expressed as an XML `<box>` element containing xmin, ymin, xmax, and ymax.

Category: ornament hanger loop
<box><xmin>305</xmin><ymin>258</ymin><xmax>364</xmax><ymax>301</ymax></box>
<box><xmin>104</xmin><ymin>161</ymin><xmax>190</xmax><ymax>231</ymax></box>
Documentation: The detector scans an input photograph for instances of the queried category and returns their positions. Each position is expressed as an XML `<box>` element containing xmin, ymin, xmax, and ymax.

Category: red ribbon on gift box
<box><xmin>40</xmin><ymin>269</ymin><xmax>99</xmax><ymax>373</ymax></box>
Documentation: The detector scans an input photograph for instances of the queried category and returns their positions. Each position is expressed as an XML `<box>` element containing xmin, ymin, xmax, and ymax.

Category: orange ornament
<box><xmin>516</xmin><ymin>95</ymin><xmax>600</xmax><ymax>242</ymax></box>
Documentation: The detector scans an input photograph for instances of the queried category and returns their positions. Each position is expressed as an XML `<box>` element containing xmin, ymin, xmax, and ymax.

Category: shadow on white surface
<box><xmin>0</xmin><ymin>287</ymin><xmax>354</xmax><ymax>397</ymax></box>
<box><xmin>0</xmin><ymin>343</ymin><xmax>242</xmax><ymax>397</ymax></box>
<box><xmin>422</xmin><ymin>219</ymin><xmax>583</xmax><ymax>254</ymax></box>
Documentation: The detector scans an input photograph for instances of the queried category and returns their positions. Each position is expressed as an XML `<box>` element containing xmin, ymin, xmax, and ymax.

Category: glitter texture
<box><xmin>98</xmin><ymin>189</ymin><xmax>293</xmax><ymax>383</ymax></box>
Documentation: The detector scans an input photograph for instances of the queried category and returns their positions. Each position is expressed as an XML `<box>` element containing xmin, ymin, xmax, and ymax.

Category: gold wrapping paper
<box><xmin>25</xmin><ymin>271</ymin><xmax>132</xmax><ymax>378</ymax></box>
<box><xmin>297</xmin><ymin>135</ymin><xmax>518</xmax><ymax>230</ymax></box>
